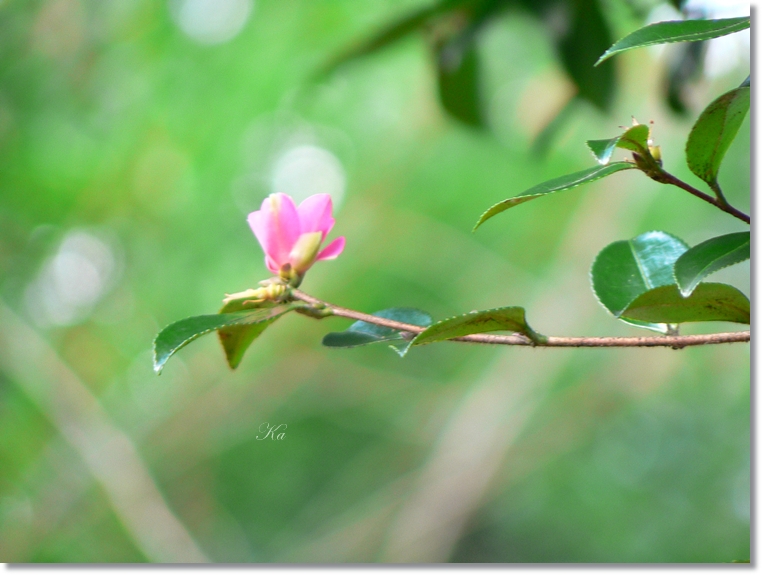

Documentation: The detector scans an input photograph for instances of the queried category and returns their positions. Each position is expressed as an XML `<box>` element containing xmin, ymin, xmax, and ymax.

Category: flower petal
<box><xmin>265</xmin><ymin>255</ymin><xmax>280</xmax><ymax>274</ymax></box>
<box><xmin>248</xmin><ymin>194</ymin><xmax>300</xmax><ymax>268</ymax></box>
<box><xmin>316</xmin><ymin>236</ymin><xmax>345</xmax><ymax>261</ymax></box>
<box><xmin>297</xmin><ymin>194</ymin><xmax>335</xmax><ymax>239</ymax></box>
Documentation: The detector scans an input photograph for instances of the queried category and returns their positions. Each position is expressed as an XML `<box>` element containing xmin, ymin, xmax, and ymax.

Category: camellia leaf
<box><xmin>556</xmin><ymin>0</ymin><xmax>616</xmax><ymax>111</ymax></box>
<box><xmin>154</xmin><ymin>304</ymin><xmax>298</xmax><ymax>374</ymax></box>
<box><xmin>587</xmin><ymin>124</ymin><xmax>650</xmax><ymax>165</ymax></box>
<box><xmin>322</xmin><ymin>308</ymin><xmax>432</xmax><ymax>349</ymax></box>
<box><xmin>216</xmin><ymin>297</ymin><xmax>297</xmax><ymax>370</ymax></box>
<box><xmin>621</xmin><ymin>283</ymin><xmax>750</xmax><ymax>325</ymax></box>
<box><xmin>436</xmin><ymin>37</ymin><xmax>484</xmax><ymax>127</ymax></box>
<box><xmin>685</xmin><ymin>77</ymin><xmax>750</xmax><ymax>188</ymax></box>
<box><xmin>401</xmin><ymin>306</ymin><xmax>545</xmax><ymax>356</ymax></box>
<box><xmin>474</xmin><ymin>162</ymin><xmax>636</xmax><ymax>230</ymax></box>
<box><xmin>591</xmin><ymin>231</ymin><xmax>689</xmax><ymax>332</ymax></box>
<box><xmin>596</xmin><ymin>17</ymin><xmax>750</xmax><ymax>65</ymax></box>
<box><xmin>674</xmin><ymin>231</ymin><xmax>750</xmax><ymax>297</ymax></box>
<box><xmin>317</xmin><ymin>1</ymin><xmax>452</xmax><ymax>77</ymax></box>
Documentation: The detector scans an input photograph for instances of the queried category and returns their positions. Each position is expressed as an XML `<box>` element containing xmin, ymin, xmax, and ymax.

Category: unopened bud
<box><xmin>649</xmin><ymin>144</ymin><xmax>662</xmax><ymax>165</ymax></box>
<box><xmin>288</xmin><ymin>232</ymin><xmax>323</xmax><ymax>274</ymax></box>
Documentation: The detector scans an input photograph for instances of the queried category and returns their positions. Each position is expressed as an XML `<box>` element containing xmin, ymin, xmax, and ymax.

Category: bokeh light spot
<box><xmin>270</xmin><ymin>145</ymin><xmax>346</xmax><ymax>209</ymax></box>
<box><xmin>170</xmin><ymin>0</ymin><xmax>253</xmax><ymax>45</ymax></box>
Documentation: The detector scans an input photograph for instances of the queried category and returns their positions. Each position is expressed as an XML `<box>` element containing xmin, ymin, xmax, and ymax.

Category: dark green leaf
<box><xmin>154</xmin><ymin>305</ymin><xmax>297</xmax><ymax>374</ymax></box>
<box><xmin>665</xmin><ymin>41</ymin><xmax>706</xmax><ymax>115</ymax></box>
<box><xmin>596</xmin><ymin>17</ymin><xmax>750</xmax><ymax>65</ymax></box>
<box><xmin>557</xmin><ymin>0</ymin><xmax>616</xmax><ymax>110</ymax></box>
<box><xmin>403</xmin><ymin>306</ymin><xmax>544</xmax><ymax>356</ymax></box>
<box><xmin>436</xmin><ymin>38</ymin><xmax>484</xmax><ymax>127</ymax></box>
<box><xmin>318</xmin><ymin>3</ymin><xmax>447</xmax><ymax>77</ymax></box>
<box><xmin>591</xmin><ymin>231</ymin><xmax>689</xmax><ymax>332</ymax></box>
<box><xmin>587</xmin><ymin>124</ymin><xmax>650</xmax><ymax>165</ymax></box>
<box><xmin>674</xmin><ymin>232</ymin><xmax>750</xmax><ymax>296</ymax></box>
<box><xmin>621</xmin><ymin>283</ymin><xmax>750</xmax><ymax>325</ymax></box>
<box><xmin>322</xmin><ymin>308</ymin><xmax>432</xmax><ymax>349</ymax></box>
<box><xmin>474</xmin><ymin>162</ymin><xmax>636</xmax><ymax>230</ymax></box>
<box><xmin>686</xmin><ymin>80</ymin><xmax>750</xmax><ymax>188</ymax></box>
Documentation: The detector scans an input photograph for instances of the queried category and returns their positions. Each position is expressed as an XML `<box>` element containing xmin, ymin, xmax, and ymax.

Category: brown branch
<box><xmin>291</xmin><ymin>290</ymin><xmax>750</xmax><ymax>349</ymax></box>
<box><xmin>657</xmin><ymin>171</ymin><xmax>750</xmax><ymax>224</ymax></box>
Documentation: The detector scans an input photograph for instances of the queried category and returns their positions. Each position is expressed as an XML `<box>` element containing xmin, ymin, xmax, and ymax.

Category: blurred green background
<box><xmin>0</xmin><ymin>0</ymin><xmax>750</xmax><ymax>563</ymax></box>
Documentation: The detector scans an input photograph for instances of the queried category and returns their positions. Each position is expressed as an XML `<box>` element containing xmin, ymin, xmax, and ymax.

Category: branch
<box><xmin>290</xmin><ymin>290</ymin><xmax>750</xmax><ymax>349</ymax></box>
<box><xmin>657</xmin><ymin>170</ymin><xmax>750</xmax><ymax>224</ymax></box>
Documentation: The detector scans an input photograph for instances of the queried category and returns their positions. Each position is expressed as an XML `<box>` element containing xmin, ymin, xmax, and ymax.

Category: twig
<box><xmin>658</xmin><ymin>171</ymin><xmax>750</xmax><ymax>224</ymax></box>
<box><xmin>291</xmin><ymin>290</ymin><xmax>750</xmax><ymax>349</ymax></box>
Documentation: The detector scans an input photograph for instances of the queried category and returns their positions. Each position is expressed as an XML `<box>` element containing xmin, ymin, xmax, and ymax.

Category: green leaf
<box><xmin>436</xmin><ymin>38</ymin><xmax>484</xmax><ymax>127</ymax></box>
<box><xmin>596</xmin><ymin>17</ymin><xmax>750</xmax><ymax>65</ymax></box>
<box><xmin>322</xmin><ymin>308</ymin><xmax>432</xmax><ymax>349</ymax></box>
<box><xmin>621</xmin><ymin>283</ymin><xmax>750</xmax><ymax>325</ymax></box>
<box><xmin>317</xmin><ymin>2</ymin><xmax>446</xmax><ymax>77</ymax></box>
<box><xmin>215</xmin><ymin>297</ymin><xmax>295</xmax><ymax>370</ymax></box>
<box><xmin>556</xmin><ymin>0</ymin><xmax>616</xmax><ymax>111</ymax></box>
<box><xmin>591</xmin><ymin>231</ymin><xmax>689</xmax><ymax>332</ymax></box>
<box><xmin>587</xmin><ymin>124</ymin><xmax>650</xmax><ymax>165</ymax></box>
<box><xmin>665</xmin><ymin>42</ymin><xmax>706</xmax><ymax>115</ymax></box>
<box><xmin>685</xmin><ymin>79</ymin><xmax>750</xmax><ymax>188</ymax></box>
<box><xmin>154</xmin><ymin>305</ymin><xmax>297</xmax><ymax>374</ymax></box>
<box><xmin>674</xmin><ymin>232</ymin><xmax>750</xmax><ymax>296</ymax></box>
<box><xmin>403</xmin><ymin>306</ymin><xmax>544</xmax><ymax>356</ymax></box>
<box><xmin>474</xmin><ymin>162</ymin><xmax>636</xmax><ymax>230</ymax></box>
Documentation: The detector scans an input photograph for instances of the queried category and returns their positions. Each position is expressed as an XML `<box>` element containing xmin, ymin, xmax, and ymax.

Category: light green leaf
<box><xmin>154</xmin><ymin>304</ymin><xmax>298</xmax><ymax>374</ymax></box>
<box><xmin>674</xmin><ymin>232</ymin><xmax>750</xmax><ymax>296</ymax></box>
<box><xmin>474</xmin><ymin>162</ymin><xmax>636</xmax><ymax>230</ymax></box>
<box><xmin>402</xmin><ymin>306</ymin><xmax>544</xmax><ymax>356</ymax></box>
<box><xmin>686</xmin><ymin>79</ymin><xmax>750</xmax><ymax>188</ymax></box>
<box><xmin>596</xmin><ymin>17</ymin><xmax>750</xmax><ymax>65</ymax></box>
<box><xmin>322</xmin><ymin>308</ymin><xmax>432</xmax><ymax>349</ymax></box>
<box><xmin>216</xmin><ymin>297</ymin><xmax>294</xmax><ymax>370</ymax></box>
<box><xmin>591</xmin><ymin>231</ymin><xmax>689</xmax><ymax>332</ymax></box>
<box><xmin>587</xmin><ymin>124</ymin><xmax>650</xmax><ymax>165</ymax></box>
<box><xmin>621</xmin><ymin>283</ymin><xmax>750</xmax><ymax>325</ymax></box>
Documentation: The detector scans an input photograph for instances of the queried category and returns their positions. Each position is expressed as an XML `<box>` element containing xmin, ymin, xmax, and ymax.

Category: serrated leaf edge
<box><xmin>596</xmin><ymin>17</ymin><xmax>750</xmax><ymax>65</ymax></box>
<box><xmin>589</xmin><ymin>230</ymin><xmax>690</xmax><ymax>332</ymax></box>
<box><xmin>673</xmin><ymin>234</ymin><xmax>751</xmax><ymax>297</ymax></box>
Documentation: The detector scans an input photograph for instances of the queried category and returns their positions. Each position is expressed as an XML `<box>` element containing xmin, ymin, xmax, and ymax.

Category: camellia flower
<box><xmin>248</xmin><ymin>193</ymin><xmax>345</xmax><ymax>285</ymax></box>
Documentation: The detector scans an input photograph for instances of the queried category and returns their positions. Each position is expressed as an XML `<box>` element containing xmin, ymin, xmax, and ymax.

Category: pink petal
<box><xmin>297</xmin><ymin>194</ymin><xmax>335</xmax><ymax>240</ymax></box>
<box><xmin>316</xmin><ymin>236</ymin><xmax>345</xmax><ymax>261</ymax></box>
<box><xmin>247</xmin><ymin>194</ymin><xmax>300</xmax><ymax>268</ymax></box>
<box><xmin>265</xmin><ymin>255</ymin><xmax>280</xmax><ymax>274</ymax></box>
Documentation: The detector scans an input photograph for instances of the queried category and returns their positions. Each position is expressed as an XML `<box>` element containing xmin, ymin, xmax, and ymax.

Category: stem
<box><xmin>291</xmin><ymin>290</ymin><xmax>749</xmax><ymax>349</ymax></box>
<box><xmin>709</xmin><ymin>180</ymin><xmax>729</xmax><ymax>206</ymax></box>
<box><xmin>658</xmin><ymin>171</ymin><xmax>750</xmax><ymax>224</ymax></box>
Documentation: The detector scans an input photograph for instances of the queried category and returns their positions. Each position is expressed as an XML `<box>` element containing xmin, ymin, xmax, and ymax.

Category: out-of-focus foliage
<box><xmin>322</xmin><ymin>0</ymin><xmax>617</xmax><ymax>131</ymax></box>
<box><xmin>0</xmin><ymin>0</ymin><xmax>749</xmax><ymax>563</ymax></box>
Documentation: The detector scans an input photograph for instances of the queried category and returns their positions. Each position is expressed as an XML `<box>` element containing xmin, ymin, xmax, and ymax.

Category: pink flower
<box><xmin>247</xmin><ymin>193</ymin><xmax>345</xmax><ymax>283</ymax></box>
